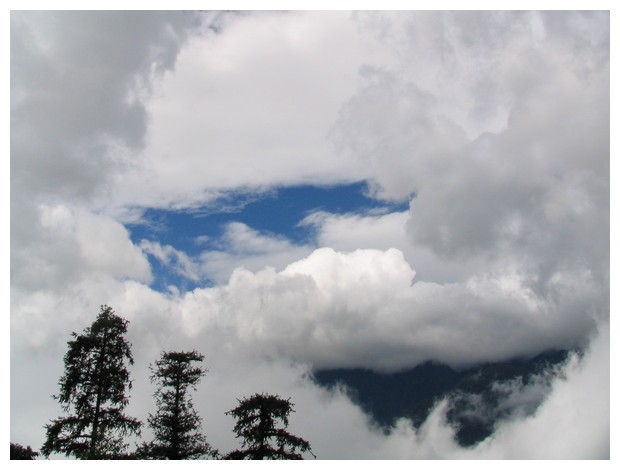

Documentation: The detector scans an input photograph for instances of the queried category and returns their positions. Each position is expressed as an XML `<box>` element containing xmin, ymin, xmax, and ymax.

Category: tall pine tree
<box><xmin>41</xmin><ymin>305</ymin><xmax>141</xmax><ymax>459</ymax></box>
<box><xmin>225</xmin><ymin>393</ymin><xmax>314</xmax><ymax>460</ymax></box>
<box><xmin>137</xmin><ymin>350</ymin><xmax>215</xmax><ymax>459</ymax></box>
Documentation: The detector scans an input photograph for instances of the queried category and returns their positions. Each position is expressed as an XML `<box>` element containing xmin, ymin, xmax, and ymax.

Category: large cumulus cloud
<box><xmin>332</xmin><ymin>12</ymin><xmax>609</xmax><ymax>277</ymax></box>
<box><xmin>122</xmin><ymin>247</ymin><xmax>596</xmax><ymax>372</ymax></box>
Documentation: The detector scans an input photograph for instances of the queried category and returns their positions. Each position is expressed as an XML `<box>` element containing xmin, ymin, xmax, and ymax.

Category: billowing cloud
<box><xmin>111</xmin><ymin>11</ymin><xmax>372</xmax><ymax>209</ymax></box>
<box><xmin>161</xmin><ymin>247</ymin><xmax>599</xmax><ymax>371</ymax></box>
<box><xmin>300</xmin><ymin>209</ymin><xmax>478</xmax><ymax>283</ymax></box>
<box><xmin>12</xmin><ymin>204</ymin><xmax>152</xmax><ymax>294</ymax></box>
<box><xmin>335</xmin><ymin>11</ymin><xmax>609</xmax><ymax>292</ymax></box>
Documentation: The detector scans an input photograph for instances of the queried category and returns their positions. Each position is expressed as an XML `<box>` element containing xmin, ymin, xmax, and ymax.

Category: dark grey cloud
<box><xmin>11</xmin><ymin>10</ymin><xmax>194</xmax><ymax>201</ymax></box>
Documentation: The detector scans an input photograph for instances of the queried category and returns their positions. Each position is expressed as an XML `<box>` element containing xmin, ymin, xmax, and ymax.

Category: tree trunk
<box><xmin>89</xmin><ymin>326</ymin><xmax>109</xmax><ymax>459</ymax></box>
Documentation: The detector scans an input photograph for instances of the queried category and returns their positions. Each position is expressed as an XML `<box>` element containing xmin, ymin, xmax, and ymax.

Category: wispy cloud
<box><xmin>139</xmin><ymin>239</ymin><xmax>201</xmax><ymax>282</ymax></box>
<box><xmin>199</xmin><ymin>222</ymin><xmax>314</xmax><ymax>284</ymax></box>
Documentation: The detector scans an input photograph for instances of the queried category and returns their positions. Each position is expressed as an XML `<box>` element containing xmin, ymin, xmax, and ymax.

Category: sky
<box><xmin>9</xmin><ymin>7</ymin><xmax>611</xmax><ymax>460</ymax></box>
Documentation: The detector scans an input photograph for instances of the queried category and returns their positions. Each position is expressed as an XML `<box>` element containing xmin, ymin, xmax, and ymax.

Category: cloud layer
<box><xmin>10</xmin><ymin>10</ymin><xmax>609</xmax><ymax>459</ymax></box>
<box><xmin>116</xmin><ymin>247</ymin><xmax>600</xmax><ymax>373</ymax></box>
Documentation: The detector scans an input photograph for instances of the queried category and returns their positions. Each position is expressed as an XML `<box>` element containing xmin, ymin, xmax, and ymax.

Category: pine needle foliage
<box><xmin>10</xmin><ymin>443</ymin><xmax>39</xmax><ymax>460</ymax></box>
<box><xmin>225</xmin><ymin>393</ymin><xmax>314</xmax><ymax>460</ymax></box>
<box><xmin>41</xmin><ymin>305</ymin><xmax>141</xmax><ymax>459</ymax></box>
<box><xmin>137</xmin><ymin>350</ymin><xmax>216</xmax><ymax>459</ymax></box>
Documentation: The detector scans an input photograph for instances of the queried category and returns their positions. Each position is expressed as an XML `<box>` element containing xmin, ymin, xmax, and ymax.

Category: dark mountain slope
<box><xmin>312</xmin><ymin>349</ymin><xmax>571</xmax><ymax>447</ymax></box>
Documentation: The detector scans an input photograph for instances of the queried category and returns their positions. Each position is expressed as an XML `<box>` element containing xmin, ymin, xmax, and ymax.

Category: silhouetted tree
<box><xmin>10</xmin><ymin>442</ymin><xmax>39</xmax><ymax>460</ymax></box>
<box><xmin>137</xmin><ymin>350</ymin><xmax>216</xmax><ymax>460</ymax></box>
<box><xmin>224</xmin><ymin>393</ymin><xmax>314</xmax><ymax>460</ymax></box>
<box><xmin>41</xmin><ymin>305</ymin><xmax>141</xmax><ymax>459</ymax></box>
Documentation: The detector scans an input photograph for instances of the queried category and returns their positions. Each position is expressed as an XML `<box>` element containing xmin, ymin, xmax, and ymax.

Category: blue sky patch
<box><xmin>126</xmin><ymin>181</ymin><xmax>409</xmax><ymax>290</ymax></box>
<box><xmin>128</xmin><ymin>181</ymin><xmax>408</xmax><ymax>252</ymax></box>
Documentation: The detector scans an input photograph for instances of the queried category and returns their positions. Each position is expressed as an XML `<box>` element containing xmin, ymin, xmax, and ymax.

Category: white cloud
<box><xmin>139</xmin><ymin>239</ymin><xmax>201</xmax><ymax>282</ymax></box>
<box><xmin>199</xmin><ymin>222</ymin><xmax>314</xmax><ymax>284</ymax></box>
<box><xmin>75</xmin><ymin>210</ymin><xmax>153</xmax><ymax>283</ymax></box>
<box><xmin>18</xmin><ymin>240</ymin><xmax>593</xmax><ymax>371</ymax></box>
<box><xmin>111</xmin><ymin>11</ymin><xmax>373</xmax><ymax>209</ymax></box>
<box><xmin>301</xmin><ymin>209</ymin><xmax>410</xmax><ymax>253</ymax></box>
<box><xmin>301</xmin><ymin>209</ymin><xmax>485</xmax><ymax>284</ymax></box>
<box><xmin>145</xmin><ymin>247</ymin><xmax>596</xmax><ymax>372</ymax></box>
<box><xmin>459</xmin><ymin>323</ymin><xmax>610</xmax><ymax>459</ymax></box>
<box><xmin>12</xmin><ymin>204</ymin><xmax>152</xmax><ymax>294</ymax></box>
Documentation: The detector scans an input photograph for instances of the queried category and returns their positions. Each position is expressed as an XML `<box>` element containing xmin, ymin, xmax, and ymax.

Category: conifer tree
<box><xmin>10</xmin><ymin>442</ymin><xmax>39</xmax><ymax>460</ymax></box>
<box><xmin>224</xmin><ymin>393</ymin><xmax>314</xmax><ymax>460</ymax></box>
<box><xmin>137</xmin><ymin>350</ymin><xmax>215</xmax><ymax>459</ymax></box>
<box><xmin>41</xmin><ymin>305</ymin><xmax>141</xmax><ymax>459</ymax></box>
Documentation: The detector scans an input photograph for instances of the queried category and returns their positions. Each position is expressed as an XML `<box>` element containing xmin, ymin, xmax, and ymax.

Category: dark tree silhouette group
<box><xmin>13</xmin><ymin>305</ymin><xmax>314</xmax><ymax>460</ymax></box>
